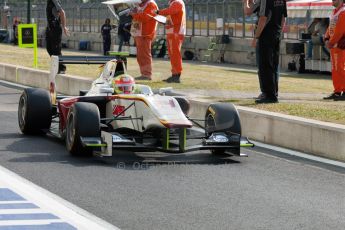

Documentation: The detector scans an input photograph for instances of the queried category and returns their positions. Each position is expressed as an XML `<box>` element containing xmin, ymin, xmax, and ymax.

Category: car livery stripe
<box><xmin>108</xmin><ymin>95</ymin><xmax>149</xmax><ymax>106</ymax></box>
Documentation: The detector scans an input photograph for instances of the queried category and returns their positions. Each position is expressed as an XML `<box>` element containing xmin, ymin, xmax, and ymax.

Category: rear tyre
<box><xmin>66</xmin><ymin>102</ymin><xmax>100</xmax><ymax>156</ymax></box>
<box><xmin>18</xmin><ymin>88</ymin><xmax>52</xmax><ymax>134</ymax></box>
<box><xmin>205</xmin><ymin>103</ymin><xmax>241</xmax><ymax>155</ymax></box>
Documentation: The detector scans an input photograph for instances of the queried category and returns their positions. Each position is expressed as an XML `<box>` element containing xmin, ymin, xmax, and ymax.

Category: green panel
<box><xmin>179</xmin><ymin>128</ymin><xmax>187</xmax><ymax>152</ymax></box>
<box><xmin>18</xmin><ymin>24</ymin><xmax>37</xmax><ymax>48</ymax></box>
<box><xmin>162</xmin><ymin>128</ymin><xmax>170</xmax><ymax>150</ymax></box>
<box><xmin>18</xmin><ymin>24</ymin><xmax>37</xmax><ymax>68</ymax></box>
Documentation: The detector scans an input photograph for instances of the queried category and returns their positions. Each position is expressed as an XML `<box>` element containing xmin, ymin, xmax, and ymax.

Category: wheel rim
<box><xmin>206</xmin><ymin>113</ymin><xmax>216</xmax><ymax>137</ymax></box>
<box><xmin>18</xmin><ymin>95</ymin><xmax>27</xmax><ymax>129</ymax></box>
<box><xmin>66</xmin><ymin>114</ymin><xmax>75</xmax><ymax>148</ymax></box>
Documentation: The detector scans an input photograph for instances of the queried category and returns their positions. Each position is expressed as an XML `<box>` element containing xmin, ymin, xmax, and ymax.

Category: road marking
<box><xmin>253</xmin><ymin>141</ymin><xmax>345</xmax><ymax>168</ymax></box>
<box><xmin>0</xmin><ymin>210</ymin><xmax>50</xmax><ymax>215</ymax></box>
<box><xmin>0</xmin><ymin>166</ymin><xmax>119</xmax><ymax>230</ymax></box>
<box><xmin>0</xmin><ymin>80</ymin><xmax>29</xmax><ymax>89</ymax></box>
<box><xmin>0</xmin><ymin>203</ymin><xmax>38</xmax><ymax>209</ymax></box>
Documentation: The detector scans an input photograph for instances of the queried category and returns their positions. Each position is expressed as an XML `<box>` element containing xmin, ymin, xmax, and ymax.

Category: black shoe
<box><xmin>333</xmin><ymin>93</ymin><xmax>345</xmax><ymax>101</ymax></box>
<box><xmin>135</xmin><ymin>76</ymin><xmax>152</xmax><ymax>81</ymax></box>
<box><xmin>323</xmin><ymin>92</ymin><xmax>341</xmax><ymax>100</ymax></box>
<box><xmin>255</xmin><ymin>96</ymin><xmax>278</xmax><ymax>104</ymax></box>
<box><xmin>163</xmin><ymin>74</ymin><xmax>180</xmax><ymax>83</ymax></box>
<box><xmin>253</xmin><ymin>93</ymin><xmax>266</xmax><ymax>99</ymax></box>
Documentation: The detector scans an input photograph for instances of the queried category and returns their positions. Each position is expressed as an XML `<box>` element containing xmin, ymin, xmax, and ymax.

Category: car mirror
<box><xmin>99</xmin><ymin>87</ymin><xmax>114</xmax><ymax>94</ymax></box>
<box><xmin>158</xmin><ymin>87</ymin><xmax>173</xmax><ymax>95</ymax></box>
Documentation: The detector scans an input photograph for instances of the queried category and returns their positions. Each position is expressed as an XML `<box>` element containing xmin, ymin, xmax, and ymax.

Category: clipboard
<box><xmin>147</xmin><ymin>14</ymin><xmax>167</xmax><ymax>24</ymax></box>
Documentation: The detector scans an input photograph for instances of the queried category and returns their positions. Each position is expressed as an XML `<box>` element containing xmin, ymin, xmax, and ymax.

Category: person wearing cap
<box><xmin>156</xmin><ymin>0</ymin><xmax>186</xmax><ymax>83</ymax></box>
<box><xmin>46</xmin><ymin>0</ymin><xmax>69</xmax><ymax>74</ymax></box>
<box><xmin>129</xmin><ymin>0</ymin><xmax>158</xmax><ymax>81</ymax></box>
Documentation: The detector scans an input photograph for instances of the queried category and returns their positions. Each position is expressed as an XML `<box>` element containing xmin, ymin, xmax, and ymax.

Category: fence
<box><xmin>0</xmin><ymin>0</ymin><xmax>298</xmax><ymax>40</ymax></box>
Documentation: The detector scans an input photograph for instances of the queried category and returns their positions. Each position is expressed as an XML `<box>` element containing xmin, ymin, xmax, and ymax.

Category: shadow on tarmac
<box><xmin>5</xmin><ymin>134</ymin><xmax>241</xmax><ymax>171</ymax></box>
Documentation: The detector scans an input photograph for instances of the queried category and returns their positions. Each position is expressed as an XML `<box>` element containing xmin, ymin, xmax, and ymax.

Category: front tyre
<box><xmin>205</xmin><ymin>103</ymin><xmax>241</xmax><ymax>155</ymax></box>
<box><xmin>66</xmin><ymin>102</ymin><xmax>100</xmax><ymax>156</ymax></box>
<box><xmin>18</xmin><ymin>88</ymin><xmax>52</xmax><ymax>134</ymax></box>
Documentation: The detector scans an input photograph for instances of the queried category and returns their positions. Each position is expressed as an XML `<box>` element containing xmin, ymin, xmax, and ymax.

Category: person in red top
<box><xmin>157</xmin><ymin>0</ymin><xmax>186</xmax><ymax>83</ymax></box>
<box><xmin>130</xmin><ymin>0</ymin><xmax>158</xmax><ymax>81</ymax></box>
<box><xmin>323</xmin><ymin>0</ymin><xmax>345</xmax><ymax>100</ymax></box>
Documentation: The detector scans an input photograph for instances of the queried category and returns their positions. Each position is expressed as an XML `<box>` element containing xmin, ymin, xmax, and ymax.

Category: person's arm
<box><xmin>328</xmin><ymin>12</ymin><xmax>345</xmax><ymax>47</ymax></box>
<box><xmin>243</xmin><ymin>0</ymin><xmax>256</xmax><ymax>16</ymax></box>
<box><xmin>58</xmin><ymin>8</ymin><xmax>69</xmax><ymax>36</ymax></box>
<box><xmin>281</xmin><ymin>17</ymin><xmax>286</xmax><ymax>31</ymax></box>
<box><xmin>52</xmin><ymin>0</ymin><xmax>69</xmax><ymax>35</ymax></box>
<box><xmin>131</xmin><ymin>3</ymin><xmax>157</xmax><ymax>22</ymax></box>
<box><xmin>251</xmin><ymin>0</ymin><xmax>268</xmax><ymax>47</ymax></box>
<box><xmin>158</xmin><ymin>1</ymin><xmax>182</xmax><ymax>16</ymax></box>
<box><xmin>254</xmin><ymin>16</ymin><xmax>267</xmax><ymax>39</ymax></box>
<box><xmin>282</xmin><ymin>1</ymin><xmax>287</xmax><ymax>31</ymax></box>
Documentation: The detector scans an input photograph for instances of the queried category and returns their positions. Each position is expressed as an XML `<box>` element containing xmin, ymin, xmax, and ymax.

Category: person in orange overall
<box><xmin>323</xmin><ymin>0</ymin><xmax>345</xmax><ymax>100</ymax></box>
<box><xmin>157</xmin><ymin>0</ymin><xmax>186</xmax><ymax>83</ymax></box>
<box><xmin>130</xmin><ymin>0</ymin><xmax>158</xmax><ymax>81</ymax></box>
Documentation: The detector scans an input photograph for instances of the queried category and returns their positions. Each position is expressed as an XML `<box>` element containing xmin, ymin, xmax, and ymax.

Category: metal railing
<box><xmin>0</xmin><ymin>0</ymin><xmax>296</xmax><ymax>39</ymax></box>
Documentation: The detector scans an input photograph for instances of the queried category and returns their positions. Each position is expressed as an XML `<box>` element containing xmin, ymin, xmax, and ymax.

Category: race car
<box><xmin>18</xmin><ymin>55</ymin><xmax>253</xmax><ymax>157</ymax></box>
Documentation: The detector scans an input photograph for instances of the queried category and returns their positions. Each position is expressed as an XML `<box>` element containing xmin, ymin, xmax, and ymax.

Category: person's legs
<box><xmin>330</xmin><ymin>48</ymin><xmax>344</xmax><ymax>93</ymax></box>
<box><xmin>104</xmin><ymin>36</ymin><xmax>111</xmax><ymax>55</ymax></box>
<box><xmin>341</xmin><ymin>49</ymin><xmax>345</xmax><ymax>93</ymax></box>
<box><xmin>135</xmin><ymin>37</ymin><xmax>152</xmax><ymax>79</ymax></box>
<box><xmin>118</xmin><ymin>34</ymin><xmax>124</xmax><ymax>52</ymax></box>
<box><xmin>167</xmin><ymin>34</ymin><xmax>184</xmax><ymax>75</ymax></box>
<box><xmin>257</xmin><ymin>37</ymin><xmax>277</xmax><ymax>102</ymax></box>
<box><xmin>325</xmin><ymin>48</ymin><xmax>345</xmax><ymax>100</ymax></box>
<box><xmin>273</xmin><ymin>38</ymin><xmax>281</xmax><ymax>96</ymax></box>
<box><xmin>319</xmin><ymin>36</ymin><xmax>330</xmax><ymax>59</ymax></box>
<box><xmin>46</xmin><ymin>26</ymin><xmax>65</xmax><ymax>73</ymax></box>
<box><xmin>45</xmin><ymin>27</ymin><xmax>53</xmax><ymax>56</ymax></box>
<box><xmin>255</xmin><ymin>43</ymin><xmax>264</xmax><ymax>98</ymax></box>
<box><xmin>307</xmin><ymin>40</ymin><xmax>313</xmax><ymax>58</ymax></box>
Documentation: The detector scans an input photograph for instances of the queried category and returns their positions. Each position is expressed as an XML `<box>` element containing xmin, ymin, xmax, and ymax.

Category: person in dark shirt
<box><xmin>101</xmin><ymin>18</ymin><xmax>113</xmax><ymax>55</ymax></box>
<box><xmin>252</xmin><ymin>0</ymin><xmax>287</xmax><ymax>103</ymax></box>
<box><xmin>13</xmin><ymin>19</ymin><xmax>20</xmax><ymax>45</ymax></box>
<box><xmin>117</xmin><ymin>22</ymin><xmax>131</xmax><ymax>52</ymax></box>
<box><xmin>46</xmin><ymin>0</ymin><xmax>69</xmax><ymax>74</ymax></box>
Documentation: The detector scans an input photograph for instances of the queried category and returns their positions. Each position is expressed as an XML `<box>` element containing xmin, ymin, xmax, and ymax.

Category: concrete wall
<box><xmin>1</xmin><ymin>64</ymin><xmax>343</xmax><ymax>162</ymax></box>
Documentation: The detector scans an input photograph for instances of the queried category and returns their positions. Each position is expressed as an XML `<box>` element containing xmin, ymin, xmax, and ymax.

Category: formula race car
<box><xmin>18</xmin><ymin>56</ymin><xmax>253</xmax><ymax>157</ymax></box>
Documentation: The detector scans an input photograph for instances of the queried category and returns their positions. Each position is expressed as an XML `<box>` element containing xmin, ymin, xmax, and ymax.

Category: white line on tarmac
<box><xmin>0</xmin><ymin>165</ymin><xmax>120</xmax><ymax>230</ymax></box>
<box><xmin>0</xmin><ymin>209</ymin><xmax>48</xmax><ymax>214</ymax></box>
<box><xmin>253</xmin><ymin>141</ymin><xmax>345</xmax><ymax>168</ymax></box>
<box><xmin>0</xmin><ymin>201</ymin><xmax>31</xmax><ymax>204</ymax></box>
<box><xmin>0</xmin><ymin>220</ymin><xmax>65</xmax><ymax>226</ymax></box>
<box><xmin>0</xmin><ymin>80</ymin><xmax>29</xmax><ymax>89</ymax></box>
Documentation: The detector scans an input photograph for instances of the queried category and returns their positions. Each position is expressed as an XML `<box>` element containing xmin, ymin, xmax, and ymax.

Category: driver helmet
<box><xmin>113</xmin><ymin>75</ymin><xmax>135</xmax><ymax>94</ymax></box>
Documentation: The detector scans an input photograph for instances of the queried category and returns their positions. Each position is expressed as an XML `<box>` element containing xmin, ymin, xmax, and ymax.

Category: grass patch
<box><xmin>222</xmin><ymin>99</ymin><xmax>345</xmax><ymax>125</ymax></box>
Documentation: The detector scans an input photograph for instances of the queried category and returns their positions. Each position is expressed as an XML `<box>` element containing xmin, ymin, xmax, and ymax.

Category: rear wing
<box><xmin>49</xmin><ymin>55</ymin><xmax>127</xmax><ymax>104</ymax></box>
